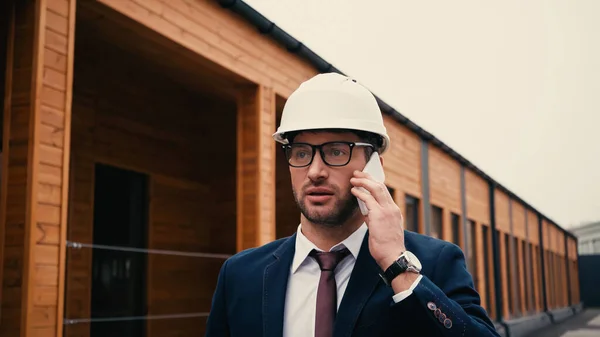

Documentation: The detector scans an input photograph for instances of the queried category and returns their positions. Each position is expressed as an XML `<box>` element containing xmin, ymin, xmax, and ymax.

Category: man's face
<box><xmin>289</xmin><ymin>131</ymin><xmax>370</xmax><ymax>228</ymax></box>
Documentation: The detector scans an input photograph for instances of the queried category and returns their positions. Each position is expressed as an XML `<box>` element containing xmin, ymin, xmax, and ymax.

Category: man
<box><xmin>205</xmin><ymin>73</ymin><xmax>499</xmax><ymax>337</ymax></box>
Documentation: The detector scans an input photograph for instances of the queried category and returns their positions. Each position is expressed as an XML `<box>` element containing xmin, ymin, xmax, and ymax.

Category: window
<box><xmin>525</xmin><ymin>241</ymin><xmax>533</xmax><ymax>313</ymax></box>
<box><xmin>504</xmin><ymin>233</ymin><xmax>513</xmax><ymax>315</ymax></box>
<box><xmin>451</xmin><ymin>213</ymin><xmax>461</xmax><ymax>247</ymax></box>
<box><xmin>467</xmin><ymin>220</ymin><xmax>477</xmax><ymax>286</ymax></box>
<box><xmin>482</xmin><ymin>226</ymin><xmax>493</xmax><ymax>317</ymax></box>
<box><xmin>430</xmin><ymin>205</ymin><xmax>443</xmax><ymax>239</ymax></box>
<box><xmin>513</xmin><ymin>237</ymin><xmax>522</xmax><ymax>317</ymax></box>
<box><xmin>537</xmin><ymin>247</ymin><xmax>543</xmax><ymax>310</ymax></box>
<box><xmin>404</xmin><ymin>195</ymin><xmax>419</xmax><ymax>233</ymax></box>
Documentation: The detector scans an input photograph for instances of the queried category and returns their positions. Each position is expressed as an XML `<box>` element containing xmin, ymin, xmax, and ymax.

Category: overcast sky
<box><xmin>244</xmin><ymin>0</ymin><xmax>600</xmax><ymax>229</ymax></box>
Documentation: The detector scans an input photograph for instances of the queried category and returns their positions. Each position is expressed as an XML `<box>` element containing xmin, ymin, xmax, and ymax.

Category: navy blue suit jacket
<box><xmin>205</xmin><ymin>230</ymin><xmax>500</xmax><ymax>337</ymax></box>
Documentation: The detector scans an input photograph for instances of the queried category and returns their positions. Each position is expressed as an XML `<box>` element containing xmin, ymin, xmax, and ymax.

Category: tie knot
<box><xmin>310</xmin><ymin>248</ymin><xmax>350</xmax><ymax>271</ymax></box>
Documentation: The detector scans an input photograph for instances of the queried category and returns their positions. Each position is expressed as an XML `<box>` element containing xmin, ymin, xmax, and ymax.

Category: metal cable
<box><xmin>64</xmin><ymin>312</ymin><xmax>210</xmax><ymax>325</ymax></box>
<box><xmin>66</xmin><ymin>241</ymin><xmax>232</xmax><ymax>259</ymax></box>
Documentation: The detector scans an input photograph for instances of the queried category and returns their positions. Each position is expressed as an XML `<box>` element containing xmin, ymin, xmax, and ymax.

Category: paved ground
<box><xmin>524</xmin><ymin>309</ymin><xmax>600</xmax><ymax>337</ymax></box>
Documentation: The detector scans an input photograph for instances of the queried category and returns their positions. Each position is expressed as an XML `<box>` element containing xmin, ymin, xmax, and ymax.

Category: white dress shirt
<box><xmin>282</xmin><ymin>223</ymin><xmax>423</xmax><ymax>337</ymax></box>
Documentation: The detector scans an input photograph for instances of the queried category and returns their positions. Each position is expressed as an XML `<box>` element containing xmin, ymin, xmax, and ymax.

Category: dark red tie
<box><xmin>310</xmin><ymin>248</ymin><xmax>351</xmax><ymax>337</ymax></box>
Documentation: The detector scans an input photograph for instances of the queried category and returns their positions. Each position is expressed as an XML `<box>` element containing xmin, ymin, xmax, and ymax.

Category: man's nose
<box><xmin>307</xmin><ymin>151</ymin><xmax>328</xmax><ymax>182</ymax></box>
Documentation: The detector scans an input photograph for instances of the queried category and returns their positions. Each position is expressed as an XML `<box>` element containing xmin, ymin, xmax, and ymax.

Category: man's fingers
<box><xmin>351</xmin><ymin>186</ymin><xmax>381</xmax><ymax>213</ymax></box>
<box><xmin>350</xmin><ymin>173</ymin><xmax>393</xmax><ymax>206</ymax></box>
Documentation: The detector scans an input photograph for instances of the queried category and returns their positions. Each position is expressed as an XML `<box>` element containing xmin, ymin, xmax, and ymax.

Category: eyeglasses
<box><xmin>282</xmin><ymin>141</ymin><xmax>373</xmax><ymax>168</ymax></box>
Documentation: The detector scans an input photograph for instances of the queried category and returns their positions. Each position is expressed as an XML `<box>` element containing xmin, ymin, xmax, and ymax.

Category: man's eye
<box><xmin>329</xmin><ymin>148</ymin><xmax>346</xmax><ymax>156</ymax></box>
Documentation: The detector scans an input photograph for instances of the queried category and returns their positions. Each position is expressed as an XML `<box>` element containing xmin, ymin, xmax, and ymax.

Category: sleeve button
<box><xmin>427</xmin><ymin>302</ymin><xmax>437</xmax><ymax>310</ymax></box>
<box><xmin>444</xmin><ymin>318</ymin><xmax>453</xmax><ymax>329</ymax></box>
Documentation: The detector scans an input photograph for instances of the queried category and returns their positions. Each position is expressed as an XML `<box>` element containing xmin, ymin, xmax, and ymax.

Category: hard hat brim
<box><xmin>272</xmin><ymin>125</ymin><xmax>390</xmax><ymax>154</ymax></box>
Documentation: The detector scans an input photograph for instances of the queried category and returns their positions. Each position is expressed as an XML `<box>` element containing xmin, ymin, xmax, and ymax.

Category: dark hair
<box><xmin>283</xmin><ymin>128</ymin><xmax>383</xmax><ymax>160</ymax></box>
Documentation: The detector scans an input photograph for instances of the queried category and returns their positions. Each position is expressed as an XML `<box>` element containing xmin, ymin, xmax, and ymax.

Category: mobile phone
<box><xmin>357</xmin><ymin>152</ymin><xmax>386</xmax><ymax>215</ymax></box>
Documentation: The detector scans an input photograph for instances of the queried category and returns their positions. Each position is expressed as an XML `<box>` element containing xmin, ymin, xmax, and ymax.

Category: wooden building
<box><xmin>0</xmin><ymin>0</ymin><xmax>581</xmax><ymax>336</ymax></box>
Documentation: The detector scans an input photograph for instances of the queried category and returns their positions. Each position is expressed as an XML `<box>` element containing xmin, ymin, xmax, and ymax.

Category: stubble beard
<box><xmin>293</xmin><ymin>186</ymin><xmax>359</xmax><ymax>228</ymax></box>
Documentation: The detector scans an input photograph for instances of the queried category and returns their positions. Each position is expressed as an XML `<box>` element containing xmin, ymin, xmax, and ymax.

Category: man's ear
<box><xmin>379</xmin><ymin>154</ymin><xmax>384</xmax><ymax>167</ymax></box>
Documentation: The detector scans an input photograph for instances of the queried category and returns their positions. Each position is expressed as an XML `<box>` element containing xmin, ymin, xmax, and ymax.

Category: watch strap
<box><xmin>379</xmin><ymin>255</ymin><xmax>409</xmax><ymax>286</ymax></box>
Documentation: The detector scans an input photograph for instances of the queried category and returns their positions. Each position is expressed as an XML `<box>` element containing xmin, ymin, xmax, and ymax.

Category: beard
<box><xmin>293</xmin><ymin>184</ymin><xmax>359</xmax><ymax>228</ymax></box>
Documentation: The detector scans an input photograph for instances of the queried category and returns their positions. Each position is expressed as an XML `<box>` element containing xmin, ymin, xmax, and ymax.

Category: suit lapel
<box><xmin>334</xmin><ymin>231</ymin><xmax>382</xmax><ymax>337</ymax></box>
<box><xmin>263</xmin><ymin>233</ymin><xmax>296</xmax><ymax>337</ymax></box>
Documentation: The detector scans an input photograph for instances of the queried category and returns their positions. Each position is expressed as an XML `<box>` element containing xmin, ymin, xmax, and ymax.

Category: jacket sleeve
<box><xmin>205</xmin><ymin>259</ymin><xmax>231</xmax><ymax>337</ymax></box>
<box><xmin>389</xmin><ymin>243</ymin><xmax>500</xmax><ymax>337</ymax></box>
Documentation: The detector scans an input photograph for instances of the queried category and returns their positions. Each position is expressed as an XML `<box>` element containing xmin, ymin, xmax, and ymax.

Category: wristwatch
<box><xmin>379</xmin><ymin>251</ymin><xmax>422</xmax><ymax>286</ymax></box>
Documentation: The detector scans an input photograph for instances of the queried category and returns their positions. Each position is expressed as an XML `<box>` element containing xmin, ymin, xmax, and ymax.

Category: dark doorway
<box><xmin>91</xmin><ymin>163</ymin><xmax>148</xmax><ymax>337</ymax></box>
<box><xmin>404</xmin><ymin>195</ymin><xmax>420</xmax><ymax>233</ymax></box>
<box><xmin>578</xmin><ymin>255</ymin><xmax>600</xmax><ymax>308</ymax></box>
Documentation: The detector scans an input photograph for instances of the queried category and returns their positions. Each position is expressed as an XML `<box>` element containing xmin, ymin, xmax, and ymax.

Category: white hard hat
<box><xmin>273</xmin><ymin>72</ymin><xmax>391</xmax><ymax>154</ymax></box>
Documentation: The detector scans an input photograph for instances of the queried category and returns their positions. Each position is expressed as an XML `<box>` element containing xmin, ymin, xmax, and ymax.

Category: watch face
<box><xmin>404</xmin><ymin>251</ymin><xmax>422</xmax><ymax>270</ymax></box>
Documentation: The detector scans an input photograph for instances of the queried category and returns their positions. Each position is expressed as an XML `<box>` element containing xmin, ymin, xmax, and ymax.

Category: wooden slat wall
<box><xmin>0</xmin><ymin>0</ymin><xmax>75</xmax><ymax>336</ymax></box>
<box><xmin>543</xmin><ymin>220</ymin><xmax>550</xmax><ymax>253</ymax></box>
<box><xmin>527</xmin><ymin>210</ymin><xmax>539</xmax><ymax>245</ymax></box>
<box><xmin>63</xmin><ymin>34</ymin><xmax>238</xmax><ymax>337</ymax></box>
<box><xmin>382</xmin><ymin>116</ymin><xmax>422</xmax><ymax>231</ymax></box>
<box><xmin>494</xmin><ymin>190</ymin><xmax>510</xmax><ymax>233</ymax></box>
<box><xmin>148</xmin><ymin>176</ymin><xmax>226</xmax><ymax>337</ymax></box>
<box><xmin>465</xmin><ymin>168</ymin><xmax>493</xmax><ymax>317</ymax></box>
<box><xmin>512</xmin><ymin>202</ymin><xmax>526</xmax><ymax>241</ymax></box>
<box><xmin>382</xmin><ymin>116</ymin><xmax>422</xmax><ymax>200</ymax></box>
<box><xmin>428</xmin><ymin>145</ymin><xmax>461</xmax><ymax>244</ymax></box>
<box><xmin>96</xmin><ymin>0</ymin><xmax>317</xmax><ymax>100</ymax></box>
<box><xmin>465</xmin><ymin>168</ymin><xmax>490</xmax><ymax>225</ymax></box>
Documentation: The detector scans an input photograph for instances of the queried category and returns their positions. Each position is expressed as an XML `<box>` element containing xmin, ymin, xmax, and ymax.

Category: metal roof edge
<box><xmin>217</xmin><ymin>0</ymin><xmax>576</xmax><ymax>241</ymax></box>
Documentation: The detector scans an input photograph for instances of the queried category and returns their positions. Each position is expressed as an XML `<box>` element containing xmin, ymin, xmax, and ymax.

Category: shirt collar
<box><xmin>291</xmin><ymin>223</ymin><xmax>367</xmax><ymax>274</ymax></box>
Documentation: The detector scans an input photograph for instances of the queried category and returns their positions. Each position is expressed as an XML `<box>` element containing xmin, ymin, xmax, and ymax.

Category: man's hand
<box><xmin>350</xmin><ymin>170</ymin><xmax>406</xmax><ymax>271</ymax></box>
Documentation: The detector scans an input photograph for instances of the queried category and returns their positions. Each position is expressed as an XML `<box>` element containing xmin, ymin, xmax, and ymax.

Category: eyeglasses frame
<box><xmin>282</xmin><ymin>141</ymin><xmax>374</xmax><ymax>168</ymax></box>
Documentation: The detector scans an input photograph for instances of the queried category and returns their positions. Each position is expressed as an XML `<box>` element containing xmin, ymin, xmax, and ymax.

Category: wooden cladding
<box><xmin>63</xmin><ymin>32</ymin><xmax>238</xmax><ymax>337</ymax></box>
<box><xmin>236</xmin><ymin>85</ymin><xmax>277</xmax><ymax>250</ymax></box>
<box><xmin>96</xmin><ymin>0</ymin><xmax>317</xmax><ymax>99</ymax></box>
<box><xmin>0</xmin><ymin>0</ymin><xmax>75</xmax><ymax>336</ymax></box>
<box><xmin>465</xmin><ymin>168</ymin><xmax>490</xmax><ymax>226</ymax></box>
<box><xmin>382</xmin><ymin>115</ymin><xmax>422</xmax><ymax>200</ymax></box>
